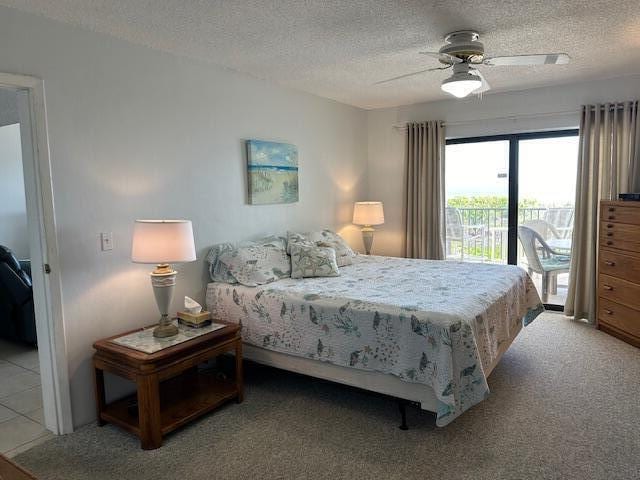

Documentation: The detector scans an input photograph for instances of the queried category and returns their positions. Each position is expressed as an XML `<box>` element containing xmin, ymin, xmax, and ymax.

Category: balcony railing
<box><xmin>445</xmin><ymin>206</ymin><xmax>574</xmax><ymax>263</ymax></box>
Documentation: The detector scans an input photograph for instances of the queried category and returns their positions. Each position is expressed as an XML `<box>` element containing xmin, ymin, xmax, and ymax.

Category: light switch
<box><xmin>100</xmin><ymin>232</ymin><xmax>113</xmax><ymax>251</ymax></box>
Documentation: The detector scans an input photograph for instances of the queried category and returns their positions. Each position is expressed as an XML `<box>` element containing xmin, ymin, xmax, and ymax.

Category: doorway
<box><xmin>445</xmin><ymin>130</ymin><xmax>579</xmax><ymax>309</ymax></box>
<box><xmin>0</xmin><ymin>112</ymin><xmax>48</xmax><ymax>455</ymax></box>
<box><xmin>0</xmin><ymin>74</ymin><xmax>72</xmax><ymax>455</ymax></box>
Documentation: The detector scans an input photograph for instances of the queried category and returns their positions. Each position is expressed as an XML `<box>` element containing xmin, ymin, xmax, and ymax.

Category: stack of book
<box><xmin>177</xmin><ymin>310</ymin><xmax>212</xmax><ymax>328</ymax></box>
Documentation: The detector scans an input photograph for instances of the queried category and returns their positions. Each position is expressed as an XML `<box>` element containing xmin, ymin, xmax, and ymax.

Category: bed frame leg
<box><xmin>398</xmin><ymin>400</ymin><xmax>409</xmax><ymax>430</ymax></box>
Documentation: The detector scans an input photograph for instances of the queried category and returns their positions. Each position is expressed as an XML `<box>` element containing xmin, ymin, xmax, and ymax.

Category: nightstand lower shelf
<box><xmin>100</xmin><ymin>372</ymin><xmax>239</xmax><ymax>437</ymax></box>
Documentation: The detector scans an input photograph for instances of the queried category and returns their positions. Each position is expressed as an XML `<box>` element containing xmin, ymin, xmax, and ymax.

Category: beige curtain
<box><xmin>403</xmin><ymin>121</ymin><xmax>445</xmax><ymax>259</ymax></box>
<box><xmin>565</xmin><ymin>101</ymin><xmax>640</xmax><ymax>322</ymax></box>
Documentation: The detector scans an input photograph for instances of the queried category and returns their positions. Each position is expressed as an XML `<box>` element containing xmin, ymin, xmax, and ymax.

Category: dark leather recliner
<box><xmin>0</xmin><ymin>245</ymin><xmax>37</xmax><ymax>345</ymax></box>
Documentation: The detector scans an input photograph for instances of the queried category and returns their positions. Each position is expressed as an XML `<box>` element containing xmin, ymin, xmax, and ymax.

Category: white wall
<box><xmin>367</xmin><ymin>75</ymin><xmax>640</xmax><ymax>257</ymax></box>
<box><xmin>0</xmin><ymin>6</ymin><xmax>368</xmax><ymax>427</ymax></box>
<box><xmin>0</xmin><ymin>122</ymin><xmax>28</xmax><ymax>258</ymax></box>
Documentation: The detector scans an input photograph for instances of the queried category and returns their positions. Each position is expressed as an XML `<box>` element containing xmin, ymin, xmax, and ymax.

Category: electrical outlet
<box><xmin>100</xmin><ymin>232</ymin><xmax>113</xmax><ymax>251</ymax></box>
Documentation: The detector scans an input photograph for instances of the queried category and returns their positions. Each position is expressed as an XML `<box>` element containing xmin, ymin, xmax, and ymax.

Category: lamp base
<box><xmin>361</xmin><ymin>226</ymin><xmax>375</xmax><ymax>255</ymax></box>
<box><xmin>153</xmin><ymin>315</ymin><xmax>179</xmax><ymax>338</ymax></box>
<box><xmin>150</xmin><ymin>265</ymin><xmax>178</xmax><ymax>339</ymax></box>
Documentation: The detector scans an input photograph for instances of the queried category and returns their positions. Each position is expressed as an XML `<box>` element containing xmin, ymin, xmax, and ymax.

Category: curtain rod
<box><xmin>392</xmin><ymin>102</ymin><xmax>637</xmax><ymax>130</ymax></box>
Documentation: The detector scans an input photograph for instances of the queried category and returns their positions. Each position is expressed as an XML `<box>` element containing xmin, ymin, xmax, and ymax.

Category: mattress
<box><xmin>206</xmin><ymin>255</ymin><xmax>543</xmax><ymax>426</ymax></box>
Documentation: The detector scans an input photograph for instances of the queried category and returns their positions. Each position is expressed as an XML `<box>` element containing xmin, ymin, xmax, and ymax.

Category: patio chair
<box><xmin>446</xmin><ymin>207</ymin><xmax>486</xmax><ymax>261</ymax></box>
<box><xmin>523</xmin><ymin>219</ymin><xmax>561</xmax><ymax>241</ymax></box>
<box><xmin>544</xmin><ymin>208</ymin><xmax>574</xmax><ymax>239</ymax></box>
<box><xmin>517</xmin><ymin>225</ymin><xmax>571</xmax><ymax>303</ymax></box>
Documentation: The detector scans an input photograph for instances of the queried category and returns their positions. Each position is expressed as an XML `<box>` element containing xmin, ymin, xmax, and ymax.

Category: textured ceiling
<box><xmin>2</xmin><ymin>0</ymin><xmax>640</xmax><ymax>109</ymax></box>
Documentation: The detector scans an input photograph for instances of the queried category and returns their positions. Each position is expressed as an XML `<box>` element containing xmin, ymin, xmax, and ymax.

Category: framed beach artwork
<box><xmin>246</xmin><ymin>140</ymin><xmax>299</xmax><ymax>205</ymax></box>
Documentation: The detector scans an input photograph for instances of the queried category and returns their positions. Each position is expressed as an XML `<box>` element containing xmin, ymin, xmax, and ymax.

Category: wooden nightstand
<box><xmin>93</xmin><ymin>321</ymin><xmax>242</xmax><ymax>450</ymax></box>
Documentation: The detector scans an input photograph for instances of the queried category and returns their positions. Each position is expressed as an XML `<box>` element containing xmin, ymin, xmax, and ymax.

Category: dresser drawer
<box><xmin>599</xmin><ymin>298</ymin><xmax>640</xmax><ymax>340</ymax></box>
<box><xmin>599</xmin><ymin>274</ymin><xmax>640</xmax><ymax>310</ymax></box>
<box><xmin>601</xmin><ymin>203</ymin><xmax>640</xmax><ymax>225</ymax></box>
<box><xmin>599</xmin><ymin>250</ymin><xmax>640</xmax><ymax>283</ymax></box>
<box><xmin>600</xmin><ymin>222</ymin><xmax>640</xmax><ymax>253</ymax></box>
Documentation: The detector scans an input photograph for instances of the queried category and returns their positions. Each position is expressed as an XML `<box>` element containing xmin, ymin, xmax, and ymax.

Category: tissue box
<box><xmin>177</xmin><ymin>310</ymin><xmax>212</xmax><ymax>328</ymax></box>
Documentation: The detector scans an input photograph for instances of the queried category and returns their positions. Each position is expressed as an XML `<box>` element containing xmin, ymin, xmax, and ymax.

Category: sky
<box><xmin>247</xmin><ymin>140</ymin><xmax>298</xmax><ymax>168</ymax></box>
<box><xmin>445</xmin><ymin>136</ymin><xmax>579</xmax><ymax>207</ymax></box>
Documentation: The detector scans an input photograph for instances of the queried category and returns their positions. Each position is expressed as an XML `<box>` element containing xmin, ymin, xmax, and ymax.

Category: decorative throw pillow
<box><xmin>310</xmin><ymin>230</ymin><xmax>356</xmax><ymax>266</ymax></box>
<box><xmin>218</xmin><ymin>245</ymin><xmax>290</xmax><ymax>287</ymax></box>
<box><xmin>286</xmin><ymin>231</ymin><xmax>315</xmax><ymax>254</ymax></box>
<box><xmin>315</xmin><ymin>240</ymin><xmax>354</xmax><ymax>267</ymax></box>
<box><xmin>287</xmin><ymin>229</ymin><xmax>356</xmax><ymax>266</ymax></box>
<box><xmin>290</xmin><ymin>244</ymin><xmax>340</xmax><ymax>279</ymax></box>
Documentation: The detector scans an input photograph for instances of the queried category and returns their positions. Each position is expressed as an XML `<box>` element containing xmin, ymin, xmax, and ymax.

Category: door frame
<box><xmin>446</xmin><ymin>129</ymin><xmax>579</xmax><ymax>310</ymax></box>
<box><xmin>0</xmin><ymin>72</ymin><xmax>73</xmax><ymax>434</ymax></box>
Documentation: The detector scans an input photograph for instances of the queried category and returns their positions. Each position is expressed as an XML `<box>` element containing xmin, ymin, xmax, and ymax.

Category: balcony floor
<box><xmin>530</xmin><ymin>271</ymin><xmax>568</xmax><ymax>307</ymax></box>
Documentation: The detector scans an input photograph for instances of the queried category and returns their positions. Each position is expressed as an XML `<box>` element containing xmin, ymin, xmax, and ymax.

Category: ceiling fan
<box><xmin>376</xmin><ymin>30</ymin><xmax>570</xmax><ymax>98</ymax></box>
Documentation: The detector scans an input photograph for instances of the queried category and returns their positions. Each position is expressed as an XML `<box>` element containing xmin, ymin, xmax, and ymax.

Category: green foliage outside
<box><xmin>447</xmin><ymin>196</ymin><xmax>542</xmax><ymax>261</ymax></box>
<box><xmin>447</xmin><ymin>196</ymin><xmax>540</xmax><ymax>209</ymax></box>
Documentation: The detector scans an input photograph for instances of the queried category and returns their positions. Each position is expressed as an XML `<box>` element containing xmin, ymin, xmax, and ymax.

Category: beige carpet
<box><xmin>14</xmin><ymin>313</ymin><xmax>640</xmax><ymax>479</ymax></box>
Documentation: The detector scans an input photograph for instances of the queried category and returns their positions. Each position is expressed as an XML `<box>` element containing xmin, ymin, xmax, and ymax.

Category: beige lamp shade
<box><xmin>353</xmin><ymin>202</ymin><xmax>385</xmax><ymax>226</ymax></box>
<box><xmin>131</xmin><ymin>220</ymin><xmax>196</xmax><ymax>264</ymax></box>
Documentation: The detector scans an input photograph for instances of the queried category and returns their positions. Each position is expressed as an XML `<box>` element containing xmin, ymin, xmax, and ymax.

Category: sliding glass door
<box><xmin>445</xmin><ymin>140</ymin><xmax>510</xmax><ymax>263</ymax></box>
<box><xmin>445</xmin><ymin>130</ymin><xmax>579</xmax><ymax>308</ymax></box>
<box><xmin>516</xmin><ymin>135</ymin><xmax>578</xmax><ymax>306</ymax></box>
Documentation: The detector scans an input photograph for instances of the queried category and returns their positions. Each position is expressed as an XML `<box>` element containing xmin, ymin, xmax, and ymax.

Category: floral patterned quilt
<box><xmin>205</xmin><ymin>255</ymin><xmax>543</xmax><ymax>426</ymax></box>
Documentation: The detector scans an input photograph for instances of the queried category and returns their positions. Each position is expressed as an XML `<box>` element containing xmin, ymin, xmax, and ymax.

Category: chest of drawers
<box><xmin>598</xmin><ymin>200</ymin><xmax>640</xmax><ymax>347</ymax></box>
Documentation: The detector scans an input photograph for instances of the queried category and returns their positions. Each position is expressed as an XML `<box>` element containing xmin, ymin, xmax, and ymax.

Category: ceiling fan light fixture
<box><xmin>441</xmin><ymin>71</ymin><xmax>482</xmax><ymax>98</ymax></box>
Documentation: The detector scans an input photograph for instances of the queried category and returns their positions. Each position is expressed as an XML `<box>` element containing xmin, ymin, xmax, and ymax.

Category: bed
<box><xmin>205</xmin><ymin>255</ymin><xmax>543</xmax><ymax>426</ymax></box>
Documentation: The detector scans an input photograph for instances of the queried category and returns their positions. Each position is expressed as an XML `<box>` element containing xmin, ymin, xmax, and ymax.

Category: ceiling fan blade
<box><xmin>484</xmin><ymin>53</ymin><xmax>570</xmax><ymax>66</ymax></box>
<box><xmin>472</xmin><ymin>69</ymin><xmax>491</xmax><ymax>94</ymax></box>
<box><xmin>374</xmin><ymin>66</ymin><xmax>447</xmax><ymax>85</ymax></box>
<box><xmin>418</xmin><ymin>51</ymin><xmax>462</xmax><ymax>64</ymax></box>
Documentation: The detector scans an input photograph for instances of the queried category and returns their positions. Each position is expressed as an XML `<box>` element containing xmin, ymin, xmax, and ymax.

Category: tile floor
<box><xmin>0</xmin><ymin>339</ymin><xmax>53</xmax><ymax>458</ymax></box>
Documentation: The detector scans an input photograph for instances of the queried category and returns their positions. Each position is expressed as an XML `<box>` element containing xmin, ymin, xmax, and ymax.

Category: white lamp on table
<box><xmin>353</xmin><ymin>201</ymin><xmax>385</xmax><ymax>255</ymax></box>
<box><xmin>131</xmin><ymin>220</ymin><xmax>196</xmax><ymax>338</ymax></box>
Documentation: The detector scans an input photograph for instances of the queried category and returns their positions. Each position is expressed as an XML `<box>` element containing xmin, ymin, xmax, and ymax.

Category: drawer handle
<box><xmin>606</xmin><ymin>232</ymin><xmax>613</xmax><ymax>237</ymax></box>
<box><xmin>604</xmin><ymin>309</ymin><xmax>613</xmax><ymax>315</ymax></box>
<box><xmin>605</xmin><ymin>261</ymin><xmax>616</xmax><ymax>266</ymax></box>
<box><xmin>606</xmin><ymin>224</ymin><xmax>613</xmax><ymax>228</ymax></box>
<box><xmin>606</xmin><ymin>240</ymin><xmax>613</xmax><ymax>245</ymax></box>
<box><xmin>603</xmin><ymin>285</ymin><xmax>614</xmax><ymax>291</ymax></box>
<box><xmin>607</xmin><ymin>215</ymin><xmax>615</xmax><ymax>220</ymax></box>
<box><xmin>608</xmin><ymin>207</ymin><xmax>615</xmax><ymax>212</ymax></box>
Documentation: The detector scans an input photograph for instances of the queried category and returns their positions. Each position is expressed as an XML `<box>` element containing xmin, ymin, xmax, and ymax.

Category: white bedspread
<box><xmin>206</xmin><ymin>255</ymin><xmax>543</xmax><ymax>426</ymax></box>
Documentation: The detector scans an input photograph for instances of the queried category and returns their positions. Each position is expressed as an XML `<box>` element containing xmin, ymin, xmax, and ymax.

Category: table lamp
<box><xmin>353</xmin><ymin>201</ymin><xmax>384</xmax><ymax>255</ymax></box>
<box><xmin>131</xmin><ymin>220</ymin><xmax>196</xmax><ymax>338</ymax></box>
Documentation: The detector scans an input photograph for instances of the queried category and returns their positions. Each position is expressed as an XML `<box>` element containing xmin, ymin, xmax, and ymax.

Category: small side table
<box><xmin>93</xmin><ymin>321</ymin><xmax>242</xmax><ymax>450</ymax></box>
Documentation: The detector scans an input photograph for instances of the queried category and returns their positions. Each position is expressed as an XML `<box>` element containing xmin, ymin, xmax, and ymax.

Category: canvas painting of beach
<box><xmin>246</xmin><ymin>140</ymin><xmax>299</xmax><ymax>205</ymax></box>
